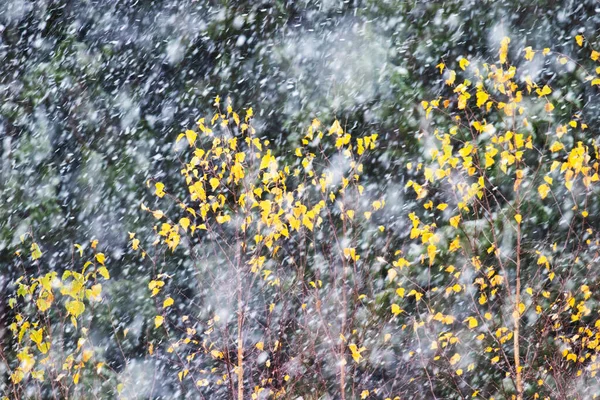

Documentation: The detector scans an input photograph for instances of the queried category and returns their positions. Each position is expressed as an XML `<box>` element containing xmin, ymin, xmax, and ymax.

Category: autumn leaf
<box><xmin>66</xmin><ymin>300</ymin><xmax>85</xmax><ymax>318</ymax></box>
<box><xmin>209</xmin><ymin>177</ymin><xmax>219</xmax><ymax>191</ymax></box>
<box><xmin>391</xmin><ymin>304</ymin><xmax>403</xmax><ymax>316</ymax></box>
<box><xmin>179</xmin><ymin>217</ymin><xmax>190</xmax><ymax>232</ymax></box>
<box><xmin>464</xmin><ymin>317</ymin><xmax>478</xmax><ymax>329</ymax></box>
<box><xmin>524</xmin><ymin>46</ymin><xmax>535</xmax><ymax>61</ymax></box>
<box><xmin>538</xmin><ymin>184</ymin><xmax>550</xmax><ymax>199</ymax></box>
<box><xmin>449</xmin><ymin>215</ymin><xmax>461</xmax><ymax>228</ymax></box>
<box><xmin>31</xmin><ymin>243</ymin><xmax>42</xmax><ymax>260</ymax></box>
<box><xmin>449</xmin><ymin>353</ymin><xmax>461</xmax><ymax>365</ymax></box>
<box><xmin>96</xmin><ymin>253</ymin><xmax>106</xmax><ymax>265</ymax></box>
<box><xmin>155</xmin><ymin>182</ymin><xmax>166</xmax><ymax>198</ymax></box>
<box><xmin>549</xmin><ymin>141</ymin><xmax>564</xmax><ymax>152</ymax></box>
<box><xmin>97</xmin><ymin>266</ymin><xmax>110</xmax><ymax>280</ymax></box>
<box><xmin>163</xmin><ymin>297</ymin><xmax>174</xmax><ymax>308</ymax></box>
<box><xmin>185</xmin><ymin>130</ymin><xmax>197</xmax><ymax>147</ymax></box>
<box><xmin>536</xmin><ymin>85</ymin><xmax>552</xmax><ymax>97</ymax></box>
<box><xmin>499</xmin><ymin>36</ymin><xmax>510</xmax><ymax>63</ymax></box>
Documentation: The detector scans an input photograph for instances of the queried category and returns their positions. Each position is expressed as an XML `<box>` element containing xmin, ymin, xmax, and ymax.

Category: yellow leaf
<box><xmin>82</xmin><ymin>349</ymin><xmax>94</xmax><ymax>363</ymax></box>
<box><xmin>216</xmin><ymin>214</ymin><xmax>230</xmax><ymax>224</ymax></box>
<box><xmin>449</xmin><ymin>353</ymin><xmax>461</xmax><ymax>365</ymax></box>
<box><xmin>449</xmin><ymin>215</ymin><xmax>461</xmax><ymax>228</ymax></box>
<box><xmin>185</xmin><ymin>130</ymin><xmax>197</xmax><ymax>147</ymax></box>
<box><xmin>155</xmin><ymin>182</ymin><xmax>166</xmax><ymax>198</ymax></box>
<box><xmin>391</xmin><ymin>304</ymin><xmax>403</xmax><ymax>316</ymax></box>
<box><xmin>31</xmin><ymin>243</ymin><xmax>42</xmax><ymax>260</ymax></box>
<box><xmin>31</xmin><ymin>370</ymin><xmax>44</xmax><ymax>381</ymax></box>
<box><xmin>11</xmin><ymin>369</ymin><xmax>25</xmax><ymax>384</ymax></box>
<box><xmin>256</xmin><ymin>341</ymin><xmax>264</xmax><ymax>351</ymax></box>
<box><xmin>66</xmin><ymin>300</ymin><xmax>85</xmax><ymax>318</ymax></box>
<box><xmin>302</xmin><ymin>215</ymin><xmax>314</xmax><ymax>231</ymax></box>
<box><xmin>549</xmin><ymin>141</ymin><xmax>564</xmax><ymax>152</ymax></box>
<box><xmin>179</xmin><ymin>217</ymin><xmax>190</xmax><ymax>232</ymax></box>
<box><xmin>97</xmin><ymin>266</ymin><xmax>110</xmax><ymax>280</ymax></box>
<box><xmin>427</xmin><ymin>244</ymin><xmax>436</xmax><ymax>265</ymax></box>
<box><xmin>476</xmin><ymin>91</ymin><xmax>489</xmax><ymax>107</ymax></box>
<box><xmin>592</xmin><ymin>50</ymin><xmax>600</xmax><ymax>61</ymax></box>
<box><xmin>446</xmin><ymin>70</ymin><xmax>456</xmax><ymax>86</ymax></box>
<box><xmin>387</xmin><ymin>268</ymin><xmax>397</xmax><ymax>281</ymax></box>
<box><xmin>245</xmin><ymin>107</ymin><xmax>253</xmax><ymax>122</ymax></box>
<box><xmin>74</xmin><ymin>243</ymin><xmax>84</xmax><ymax>257</ymax></box>
<box><xmin>155</xmin><ymin>315</ymin><xmax>164</xmax><ymax>329</ymax></box>
<box><xmin>576</xmin><ymin>35</ymin><xmax>584</xmax><ymax>47</ymax></box>
<box><xmin>436</xmin><ymin>62</ymin><xmax>445</xmax><ymax>74</ymax></box>
<box><xmin>514</xmin><ymin>214</ymin><xmax>522</xmax><ymax>224</ymax></box>
<box><xmin>479</xmin><ymin>294</ymin><xmax>487</xmax><ymax>305</ymax></box>
<box><xmin>465</xmin><ymin>317</ymin><xmax>478</xmax><ymax>329</ymax></box>
<box><xmin>536</xmin><ymin>85</ymin><xmax>552</xmax><ymax>97</ymax></box>
<box><xmin>96</xmin><ymin>253</ymin><xmax>106</xmax><ymax>265</ymax></box>
<box><xmin>499</xmin><ymin>36</ymin><xmax>510</xmax><ymax>64</ymax></box>
<box><xmin>152</xmin><ymin>209</ymin><xmax>164</xmax><ymax>219</ymax></box>
<box><xmin>524</xmin><ymin>46</ymin><xmax>535</xmax><ymax>61</ymax></box>
<box><xmin>87</xmin><ymin>284</ymin><xmax>102</xmax><ymax>301</ymax></box>
<box><xmin>30</xmin><ymin>328</ymin><xmax>44</xmax><ymax>345</ymax></box>
<box><xmin>459</xmin><ymin>58</ymin><xmax>470</xmax><ymax>70</ymax></box>
<box><xmin>538</xmin><ymin>184</ymin><xmax>550</xmax><ymax>199</ymax></box>
<box><xmin>209</xmin><ymin>177</ymin><xmax>219</xmax><ymax>191</ymax></box>
<box><xmin>163</xmin><ymin>297</ymin><xmax>174</xmax><ymax>308</ymax></box>
<box><xmin>348</xmin><ymin>343</ymin><xmax>366</xmax><ymax>363</ymax></box>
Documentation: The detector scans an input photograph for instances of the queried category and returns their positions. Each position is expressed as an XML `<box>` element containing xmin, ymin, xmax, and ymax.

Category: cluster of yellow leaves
<box><xmin>396</xmin><ymin>35</ymin><xmax>600</xmax><ymax>393</ymax></box>
<box><xmin>139</xmin><ymin>97</ymin><xmax>389</xmax><ymax>393</ymax></box>
<box><xmin>8</xmin><ymin>240</ymin><xmax>110</xmax><ymax>386</ymax></box>
<box><xmin>142</xmin><ymin>98</ymin><xmax>384</xmax><ymax>281</ymax></box>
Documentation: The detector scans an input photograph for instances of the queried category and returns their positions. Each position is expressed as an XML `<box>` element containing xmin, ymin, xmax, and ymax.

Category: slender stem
<box><xmin>236</xmin><ymin>245</ymin><xmax>244</xmax><ymax>400</ymax></box>
<box><xmin>514</xmin><ymin>196</ymin><xmax>523</xmax><ymax>399</ymax></box>
<box><xmin>339</xmin><ymin>264</ymin><xmax>347</xmax><ymax>400</ymax></box>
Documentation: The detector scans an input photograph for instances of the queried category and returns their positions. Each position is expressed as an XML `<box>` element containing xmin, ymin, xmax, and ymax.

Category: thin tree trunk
<box><xmin>514</xmin><ymin>211</ymin><xmax>523</xmax><ymax>399</ymax></box>
<box><xmin>236</xmin><ymin>247</ymin><xmax>244</xmax><ymax>400</ymax></box>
